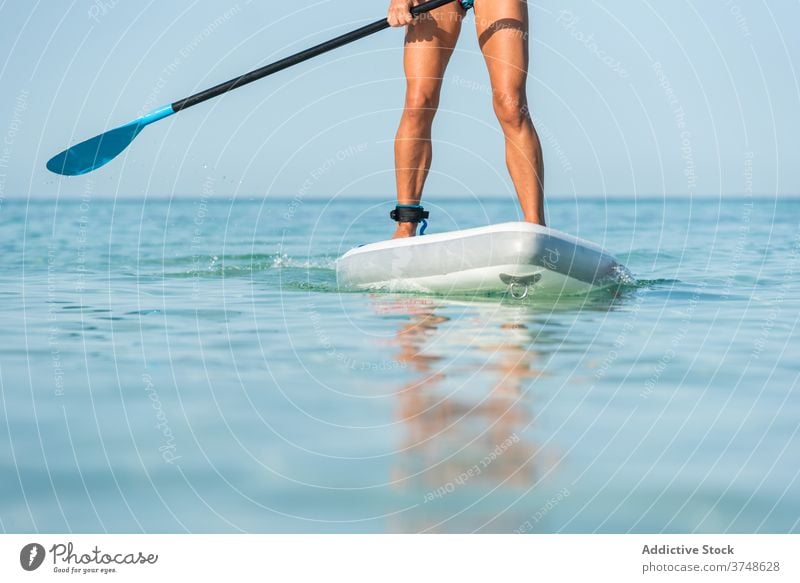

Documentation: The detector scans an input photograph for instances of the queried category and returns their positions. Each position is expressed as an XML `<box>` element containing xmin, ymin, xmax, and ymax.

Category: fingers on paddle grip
<box><xmin>388</xmin><ymin>0</ymin><xmax>415</xmax><ymax>27</ymax></box>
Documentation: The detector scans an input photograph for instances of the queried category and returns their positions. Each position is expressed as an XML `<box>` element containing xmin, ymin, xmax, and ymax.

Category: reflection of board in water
<box><xmin>337</xmin><ymin>222</ymin><xmax>634</xmax><ymax>298</ymax></box>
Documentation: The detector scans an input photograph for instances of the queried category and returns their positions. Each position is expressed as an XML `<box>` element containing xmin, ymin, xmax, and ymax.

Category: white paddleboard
<box><xmin>336</xmin><ymin>222</ymin><xmax>633</xmax><ymax>297</ymax></box>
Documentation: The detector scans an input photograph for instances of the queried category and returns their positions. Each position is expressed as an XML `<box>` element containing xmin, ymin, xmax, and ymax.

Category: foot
<box><xmin>392</xmin><ymin>222</ymin><xmax>417</xmax><ymax>239</ymax></box>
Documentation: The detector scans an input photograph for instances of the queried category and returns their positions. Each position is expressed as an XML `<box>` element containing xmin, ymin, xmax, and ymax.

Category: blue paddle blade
<box><xmin>47</xmin><ymin>121</ymin><xmax>145</xmax><ymax>176</ymax></box>
<box><xmin>47</xmin><ymin>105</ymin><xmax>175</xmax><ymax>176</ymax></box>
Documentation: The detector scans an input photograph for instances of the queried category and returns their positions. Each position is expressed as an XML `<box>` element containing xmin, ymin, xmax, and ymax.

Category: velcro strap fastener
<box><xmin>390</xmin><ymin>204</ymin><xmax>429</xmax><ymax>223</ymax></box>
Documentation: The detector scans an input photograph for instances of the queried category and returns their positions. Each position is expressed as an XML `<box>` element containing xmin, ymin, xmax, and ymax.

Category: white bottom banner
<box><xmin>1</xmin><ymin>534</ymin><xmax>797</xmax><ymax>582</ymax></box>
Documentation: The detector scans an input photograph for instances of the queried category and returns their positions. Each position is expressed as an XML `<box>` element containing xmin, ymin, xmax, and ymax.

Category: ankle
<box><xmin>393</xmin><ymin>222</ymin><xmax>417</xmax><ymax>238</ymax></box>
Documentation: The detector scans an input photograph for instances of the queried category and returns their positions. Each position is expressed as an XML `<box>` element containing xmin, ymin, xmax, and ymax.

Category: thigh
<box><xmin>403</xmin><ymin>1</ymin><xmax>464</xmax><ymax>92</ymax></box>
<box><xmin>473</xmin><ymin>0</ymin><xmax>530</xmax><ymax>96</ymax></box>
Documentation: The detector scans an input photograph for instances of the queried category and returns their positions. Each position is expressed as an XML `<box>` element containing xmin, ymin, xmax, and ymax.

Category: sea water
<box><xmin>0</xmin><ymin>196</ymin><xmax>798</xmax><ymax>533</ymax></box>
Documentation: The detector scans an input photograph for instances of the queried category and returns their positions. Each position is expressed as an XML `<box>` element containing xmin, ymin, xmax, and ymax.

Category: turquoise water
<box><xmin>1</xmin><ymin>196</ymin><xmax>798</xmax><ymax>533</ymax></box>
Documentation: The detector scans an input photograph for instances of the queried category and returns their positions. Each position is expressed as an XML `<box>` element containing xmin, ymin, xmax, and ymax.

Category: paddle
<box><xmin>47</xmin><ymin>0</ymin><xmax>459</xmax><ymax>176</ymax></box>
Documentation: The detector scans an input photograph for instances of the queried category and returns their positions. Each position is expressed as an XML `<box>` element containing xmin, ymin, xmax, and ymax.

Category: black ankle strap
<box><xmin>390</xmin><ymin>204</ymin><xmax>429</xmax><ymax>223</ymax></box>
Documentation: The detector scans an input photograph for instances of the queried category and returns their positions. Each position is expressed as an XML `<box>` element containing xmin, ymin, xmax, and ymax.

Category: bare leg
<box><xmin>474</xmin><ymin>0</ymin><xmax>545</xmax><ymax>225</ymax></box>
<box><xmin>393</xmin><ymin>2</ymin><xmax>463</xmax><ymax>238</ymax></box>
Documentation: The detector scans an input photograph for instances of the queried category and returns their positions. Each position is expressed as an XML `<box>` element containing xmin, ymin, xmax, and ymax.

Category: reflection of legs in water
<box><xmin>395</xmin><ymin>313</ymin><xmax>450</xmax><ymax>371</ymax></box>
<box><xmin>380</xmin><ymin>299</ymin><xmax>546</xmax><ymax>530</ymax></box>
<box><xmin>392</xmin><ymin>304</ymin><xmax>450</xmax><ymax>445</ymax></box>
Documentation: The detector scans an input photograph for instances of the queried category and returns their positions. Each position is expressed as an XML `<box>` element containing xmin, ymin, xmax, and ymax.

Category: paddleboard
<box><xmin>336</xmin><ymin>222</ymin><xmax>632</xmax><ymax>297</ymax></box>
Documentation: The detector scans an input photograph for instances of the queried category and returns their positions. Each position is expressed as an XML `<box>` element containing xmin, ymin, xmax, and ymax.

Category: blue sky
<box><xmin>0</xmin><ymin>0</ymin><xmax>798</xmax><ymax>200</ymax></box>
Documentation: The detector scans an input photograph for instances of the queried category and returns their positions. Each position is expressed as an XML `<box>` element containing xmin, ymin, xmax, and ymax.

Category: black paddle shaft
<box><xmin>171</xmin><ymin>0</ymin><xmax>458</xmax><ymax>112</ymax></box>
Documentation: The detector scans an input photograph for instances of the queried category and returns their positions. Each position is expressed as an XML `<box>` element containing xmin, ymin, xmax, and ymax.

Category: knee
<box><xmin>402</xmin><ymin>91</ymin><xmax>440</xmax><ymax>126</ymax></box>
<box><xmin>492</xmin><ymin>91</ymin><xmax>530</xmax><ymax>130</ymax></box>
